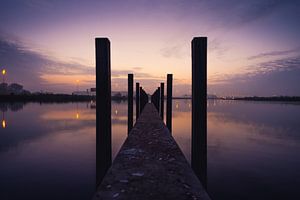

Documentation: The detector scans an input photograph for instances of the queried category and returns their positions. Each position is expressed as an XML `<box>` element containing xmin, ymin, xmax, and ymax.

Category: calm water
<box><xmin>0</xmin><ymin>100</ymin><xmax>300</xmax><ymax>199</ymax></box>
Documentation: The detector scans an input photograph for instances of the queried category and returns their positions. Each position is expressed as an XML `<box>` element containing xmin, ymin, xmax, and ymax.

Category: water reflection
<box><xmin>1</xmin><ymin>102</ymin><xmax>26</xmax><ymax>129</ymax></box>
<box><xmin>0</xmin><ymin>100</ymin><xmax>299</xmax><ymax>200</ymax></box>
<box><xmin>172</xmin><ymin>99</ymin><xmax>300</xmax><ymax>200</ymax></box>
<box><xmin>0</xmin><ymin>101</ymin><xmax>128</xmax><ymax>200</ymax></box>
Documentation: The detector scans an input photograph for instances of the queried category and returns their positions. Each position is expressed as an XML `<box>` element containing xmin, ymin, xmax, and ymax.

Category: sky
<box><xmin>0</xmin><ymin>0</ymin><xmax>299</xmax><ymax>96</ymax></box>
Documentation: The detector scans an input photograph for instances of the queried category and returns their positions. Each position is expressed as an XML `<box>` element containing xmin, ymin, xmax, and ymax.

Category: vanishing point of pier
<box><xmin>93</xmin><ymin>37</ymin><xmax>210</xmax><ymax>199</ymax></box>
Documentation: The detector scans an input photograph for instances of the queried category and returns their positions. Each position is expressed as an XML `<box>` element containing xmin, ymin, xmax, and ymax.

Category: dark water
<box><xmin>0</xmin><ymin>100</ymin><xmax>299</xmax><ymax>199</ymax></box>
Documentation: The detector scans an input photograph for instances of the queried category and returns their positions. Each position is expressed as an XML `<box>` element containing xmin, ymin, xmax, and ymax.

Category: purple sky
<box><xmin>0</xmin><ymin>0</ymin><xmax>300</xmax><ymax>96</ymax></box>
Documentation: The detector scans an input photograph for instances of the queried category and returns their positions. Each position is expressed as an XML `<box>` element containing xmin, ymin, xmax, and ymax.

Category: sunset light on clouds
<box><xmin>1</xmin><ymin>0</ymin><xmax>299</xmax><ymax>96</ymax></box>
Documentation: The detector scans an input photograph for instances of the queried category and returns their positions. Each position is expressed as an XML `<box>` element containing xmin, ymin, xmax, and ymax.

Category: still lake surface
<box><xmin>0</xmin><ymin>100</ymin><xmax>300</xmax><ymax>199</ymax></box>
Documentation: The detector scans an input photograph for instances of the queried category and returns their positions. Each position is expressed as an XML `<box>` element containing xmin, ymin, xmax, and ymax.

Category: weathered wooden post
<box><xmin>157</xmin><ymin>87</ymin><xmax>161</xmax><ymax>113</ymax></box>
<box><xmin>191</xmin><ymin>37</ymin><xmax>207</xmax><ymax>189</ymax></box>
<box><xmin>151</xmin><ymin>90</ymin><xmax>154</xmax><ymax>105</ymax></box>
<box><xmin>153</xmin><ymin>87</ymin><xmax>160</xmax><ymax>112</ymax></box>
<box><xmin>166</xmin><ymin>74</ymin><xmax>173</xmax><ymax>133</ymax></box>
<box><xmin>96</xmin><ymin>38</ymin><xmax>111</xmax><ymax>185</ymax></box>
<box><xmin>136</xmin><ymin>82</ymin><xmax>140</xmax><ymax>120</ymax></box>
<box><xmin>140</xmin><ymin>87</ymin><xmax>144</xmax><ymax>111</ymax></box>
<box><xmin>128</xmin><ymin>74</ymin><xmax>133</xmax><ymax>134</ymax></box>
<box><xmin>160</xmin><ymin>83</ymin><xmax>164</xmax><ymax>120</ymax></box>
<box><xmin>140</xmin><ymin>87</ymin><xmax>148</xmax><ymax>111</ymax></box>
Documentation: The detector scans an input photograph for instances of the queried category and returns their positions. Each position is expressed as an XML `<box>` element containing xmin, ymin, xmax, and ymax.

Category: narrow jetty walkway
<box><xmin>93</xmin><ymin>103</ymin><xmax>211</xmax><ymax>200</ymax></box>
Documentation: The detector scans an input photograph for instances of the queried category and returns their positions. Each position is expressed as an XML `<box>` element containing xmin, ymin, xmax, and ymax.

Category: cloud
<box><xmin>0</xmin><ymin>34</ymin><xmax>167</xmax><ymax>93</ymax></box>
<box><xmin>248</xmin><ymin>47</ymin><xmax>300</xmax><ymax>60</ymax></box>
<box><xmin>0</xmin><ymin>35</ymin><xmax>94</xmax><ymax>92</ymax></box>
<box><xmin>111</xmin><ymin>70</ymin><xmax>159</xmax><ymax>79</ymax></box>
<box><xmin>160</xmin><ymin>44</ymin><xmax>185</xmax><ymax>58</ymax></box>
<box><xmin>209</xmin><ymin>55</ymin><xmax>300</xmax><ymax>96</ymax></box>
<box><xmin>234</xmin><ymin>0</ymin><xmax>288</xmax><ymax>25</ymax></box>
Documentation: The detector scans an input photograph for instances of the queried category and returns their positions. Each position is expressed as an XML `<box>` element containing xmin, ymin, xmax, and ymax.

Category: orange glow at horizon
<box><xmin>41</xmin><ymin>74</ymin><xmax>94</xmax><ymax>85</ymax></box>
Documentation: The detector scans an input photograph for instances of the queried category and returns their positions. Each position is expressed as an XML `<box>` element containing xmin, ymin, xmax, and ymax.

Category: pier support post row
<box><xmin>191</xmin><ymin>37</ymin><xmax>207</xmax><ymax>189</ymax></box>
<box><xmin>166</xmin><ymin>74</ymin><xmax>173</xmax><ymax>133</ymax></box>
<box><xmin>96</xmin><ymin>38</ymin><xmax>112</xmax><ymax>186</ymax></box>
<box><xmin>136</xmin><ymin>82</ymin><xmax>140</xmax><ymax>120</ymax></box>
<box><xmin>157</xmin><ymin>87</ymin><xmax>161</xmax><ymax>113</ymax></box>
<box><xmin>160</xmin><ymin>82</ymin><xmax>164</xmax><ymax>120</ymax></box>
<box><xmin>152</xmin><ymin>87</ymin><xmax>160</xmax><ymax>112</ymax></box>
<box><xmin>140</xmin><ymin>87</ymin><xmax>148</xmax><ymax>111</ymax></box>
<box><xmin>128</xmin><ymin>74</ymin><xmax>133</xmax><ymax>134</ymax></box>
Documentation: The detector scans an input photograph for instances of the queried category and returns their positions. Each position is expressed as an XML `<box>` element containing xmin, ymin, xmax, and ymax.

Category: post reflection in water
<box><xmin>95</xmin><ymin>100</ymin><xmax>129</xmax><ymax>187</ymax></box>
<box><xmin>172</xmin><ymin>99</ymin><xmax>300</xmax><ymax>199</ymax></box>
<box><xmin>0</xmin><ymin>100</ymin><xmax>299</xmax><ymax>200</ymax></box>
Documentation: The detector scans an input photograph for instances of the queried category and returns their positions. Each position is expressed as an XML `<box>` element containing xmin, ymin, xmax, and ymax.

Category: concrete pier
<box><xmin>93</xmin><ymin>103</ymin><xmax>211</xmax><ymax>200</ymax></box>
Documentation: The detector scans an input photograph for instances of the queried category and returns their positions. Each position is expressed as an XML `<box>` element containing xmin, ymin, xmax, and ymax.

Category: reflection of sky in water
<box><xmin>0</xmin><ymin>101</ymin><xmax>128</xmax><ymax>200</ymax></box>
<box><xmin>172</xmin><ymin>100</ymin><xmax>300</xmax><ymax>199</ymax></box>
<box><xmin>1</xmin><ymin>100</ymin><xmax>300</xmax><ymax>199</ymax></box>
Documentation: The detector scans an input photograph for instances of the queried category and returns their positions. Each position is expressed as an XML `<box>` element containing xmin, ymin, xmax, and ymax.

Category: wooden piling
<box><xmin>191</xmin><ymin>37</ymin><xmax>207</xmax><ymax>188</ymax></box>
<box><xmin>140</xmin><ymin>87</ymin><xmax>148</xmax><ymax>112</ymax></box>
<box><xmin>166</xmin><ymin>74</ymin><xmax>173</xmax><ymax>133</ymax></box>
<box><xmin>136</xmin><ymin>82</ymin><xmax>140</xmax><ymax>120</ymax></box>
<box><xmin>152</xmin><ymin>87</ymin><xmax>160</xmax><ymax>112</ymax></box>
<box><xmin>157</xmin><ymin>87</ymin><xmax>161</xmax><ymax>113</ymax></box>
<box><xmin>160</xmin><ymin>83</ymin><xmax>164</xmax><ymax>120</ymax></box>
<box><xmin>95</xmin><ymin>38</ymin><xmax>112</xmax><ymax>185</ymax></box>
<box><xmin>128</xmin><ymin>74</ymin><xmax>133</xmax><ymax>134</ymax></box>
<box><xmin>93</xmin><ymin>103</ymin><xmax>211</xmax><ymax>200</ymax></box>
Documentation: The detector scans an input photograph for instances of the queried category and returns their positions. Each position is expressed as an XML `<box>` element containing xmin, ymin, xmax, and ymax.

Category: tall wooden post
<box><xmin>136</xmin><ymin>82</ymin><xmax>140</xmax><ymax>120</ymax></box>
<box><xmin>96</xmin><ymin>38</ymin><xmax>111</xmax><ymax>186</ymax></box>
<box><xmin>140</xmin><ymin>87</ymin><xmax>148</xmax><ymax>112</ymax></box>
<box><xmin>160</xmin><ymin>83</ymin><xmax>164</xmax><ymax>120</ymax></box>
<box><xmin>128</xmin><ymin>74</ymin><xmax>133</xmax><ymax>134</ymax></box>
<box><xmin>191</xmin><ymin>37</ymin><xmax>207</xmax><ymax>189</ymax></box>
<box><xmin>140</xmin><ymin>87</ymin><xmax>144</xmax><ymax>111</ymax></box>
<box><xmin>166</xmin><ymin>74</ymin><xmax>173</xmax><ymax>133</ymax></box>
<box><xmin>156</xmin><ymin>87</ymin><xmax>161</xmax><ymax>112</ymax></box>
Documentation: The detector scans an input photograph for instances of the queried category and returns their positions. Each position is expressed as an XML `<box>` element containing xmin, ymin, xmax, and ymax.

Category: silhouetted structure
<box><xmin>160</xmin><ymin>82</ymin><xmax>164</xmax><ymax>120</ymax></box>
<box><xmin>191</xmin><ymin>37</ymin><xmax>207</xmax><ymax>189</ymax></box>
<box><xmin>93</xmin><ymin>103</ymin><xmax>211</xmax><ymax>200</ymax></box>
<box><xmin>151</xmin><ymin>87</ymin><xmax>160</xmax><ymax>111</ymax></box>
<box><xmin>166</xmin><ymin>74</ymin><xmax>173</xmax><ymax>133</ymax></box>
<box><xmin>136</xmin><ymin>82</ymin><xmax>140</xmax><ymax>119</ymax></box>
<box><xmin>140</xmin><ymin>87</ymin><xmax>148</xmax><ymax>111</ymax></box>
<box><xmin>95</xmin><ymin>38</ymin><xmax>112</xmax><ymax>186</ymax></box>
<box><xmin>128</xmin><ymin>74</ymin><xmax>133</xmax><ymax>134</ymax></box>
<box><xmin>94</xmin><ymin>37</ymin><xmax>210</xmax><ymax>199</ymax></box>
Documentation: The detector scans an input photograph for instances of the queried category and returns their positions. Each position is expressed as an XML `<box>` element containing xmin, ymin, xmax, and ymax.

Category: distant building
<box><xmin>112</xmin><ymin>91</ymin><xmax>127</xmax><ymax>97</ymax></box>
<box><xmin>88</xmin><ymin>89</ymin><xmax>127</xmax><ymax>97</ymax></box>
<box><xmin>72</xmin><ymin>90</ymin><xmax>90</xmax><ymax>96</ymax></box>
<box><xmin>207</xmin><ymin>94</ymin><xmax>218</xmax><ymax>99</ymax></box>
<box><xmin>0</xmin><ymin>83</ymin><xmax>8</xmax><ymax>95</ymax></box>
<box><xmin>0</xmin><ymin>83</ymin><xmax>30</xmax><ymax>95</ymax></box>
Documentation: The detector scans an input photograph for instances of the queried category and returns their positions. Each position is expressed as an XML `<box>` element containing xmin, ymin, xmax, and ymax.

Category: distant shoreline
<box><xmin>1</xmin><ymin>94</ymin><xmax>300</xmax><ymax>102</ymax></box>
<box><xmin>0</xmin><ymin>94</ymin><xmax>95</xmax><ymax>103</ymax></box>
<box><xmin>232</xmin><ymin>96</ymin><xmax>300</xmax><ymax>102</ymax></box>
<box><xmin>0</xmin><ymin>94</ymin><xmax>124</xmax><ymax>103</ymax></box>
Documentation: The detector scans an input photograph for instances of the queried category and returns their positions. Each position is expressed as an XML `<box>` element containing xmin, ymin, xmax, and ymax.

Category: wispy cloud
<box><xmin>160</xmin><ymin>44</ymin><xmax>185</xmax><ymax>58</ymax></box>
<box><xmin>248</xmin><ymin>47</ymin><xmax>300</xmax><ymax>60</ymax></box>
<box><xmin>0</xmin><ymin>35</ymin><xmax>166</xmax><ymax>93</ymax></box>
<box><xmin>209</xmin><ymin>55</ymin><xmax>300</xmax><ymax>96</ymax></box>
<box><xmin>0</xmin><ymin>35</ymin><xmax>94</xmax><ymax>92</ymax></box>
